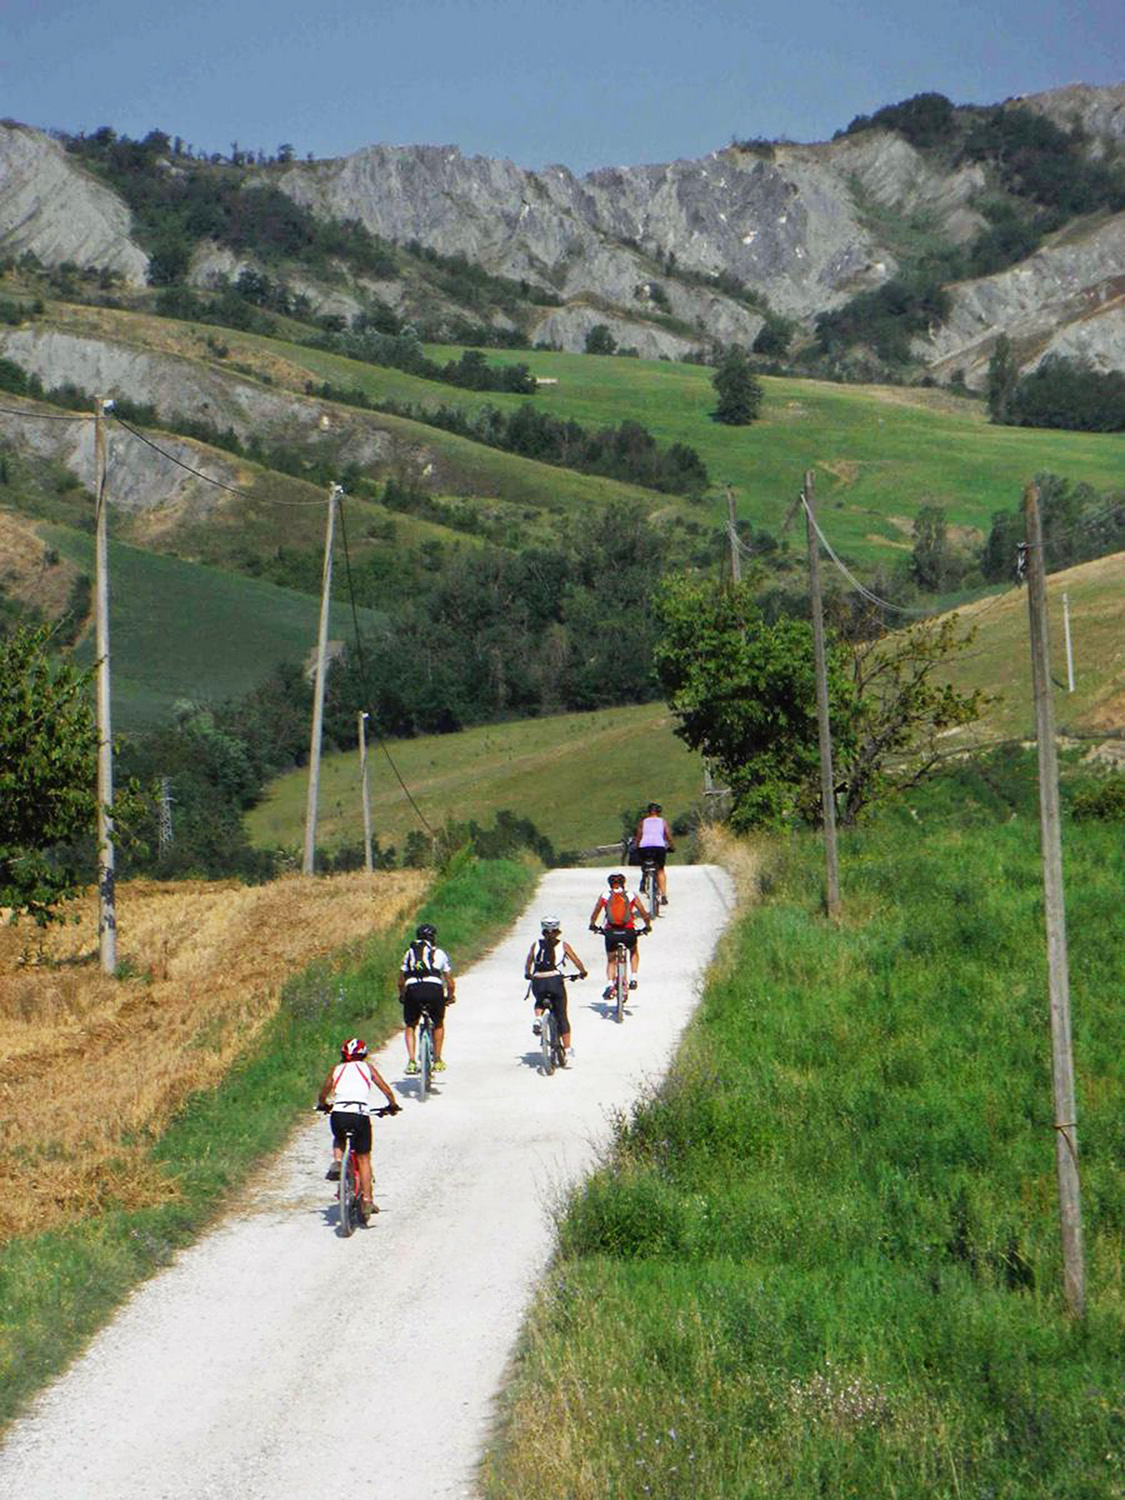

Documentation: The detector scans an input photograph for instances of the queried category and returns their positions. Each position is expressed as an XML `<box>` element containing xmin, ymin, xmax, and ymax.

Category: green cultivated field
<box><xmin>246</xmin><ymin>703</ymin><xmax>703</xmax><ymax>857</ymax></box>
<box><xmin>46</xmin><ymin>524</ymin><xmax>383</xmax><ymax>731</ymax></box>
<box><xmin>241</xmin><ymin>332</ymin><xmax>1125</xmax><ymax>561</ymax></box>
<box><xmin>483</xmin><ymin>801</ymin><xmax>1123</xmax><ymax>1498</ymax></box>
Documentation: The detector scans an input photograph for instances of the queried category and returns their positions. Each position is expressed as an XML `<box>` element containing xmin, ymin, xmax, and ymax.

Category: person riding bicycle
<box><xmin>398</xmin><ymin>922</ymin><xmax>455</xmax><ymax>1075</ymax></box>
<box><xmin>589</xmin><ymin>872</ymin><xmax>651</xmax><ymax>998</ymax></box>
<box><xmin>317</xmin><ymin>1037</ymin><xmax>399</xmax><ymax>1219</ymax></box>
<box><xmin>524</xmin><ymin>915</ymin><xmax>587</xmax><ymax>1063</ymax></box>
<box><xmin>634</xmin><ymin>801</ymin><xmax>674</xmax><ymax>907</ymax></box>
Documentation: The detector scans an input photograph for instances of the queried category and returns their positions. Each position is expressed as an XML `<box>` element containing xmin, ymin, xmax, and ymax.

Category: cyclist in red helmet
<box><xmin>317</xmin><ymin>1037</ymin><xmax>398</xmax><ymax>1218</ymax></box>
<box><xmin>589</xmin><ymin>871</ymin><xmax>651</xmax><ymax>998</ymax></box>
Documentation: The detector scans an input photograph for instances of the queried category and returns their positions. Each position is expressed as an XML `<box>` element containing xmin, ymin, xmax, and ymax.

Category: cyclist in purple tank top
<box><xmin>634</xmin><ymin>801</ymin><xmax>674</xmax><ymax>907</ymax></box>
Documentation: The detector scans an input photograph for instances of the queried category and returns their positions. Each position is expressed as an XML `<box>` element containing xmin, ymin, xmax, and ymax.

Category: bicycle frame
<box><xmin>640</xmin><ymin>857</ymin><xmax>660</xmax><ymax>918</ymax></box>
<box><xmin>417</xmin><ymin>1007</ymin><xmax>435</xmax><ymax>1097</ymax></box>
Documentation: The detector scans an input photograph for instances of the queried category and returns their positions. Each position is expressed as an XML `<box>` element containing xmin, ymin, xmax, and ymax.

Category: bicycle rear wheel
<box><xmin>419</xmin><ymin>1020</ymin><xmax>433</xmax><ymax>1097</ymax></box>
<box><xmin>615</xmin><ymin>948</ymin><xmax>627</xmax><ymax>1023</ymax></box>
<box><xmin>540</xmin><ymin>1009</ymin><xmax>555</xmax><ymax>1075</ymax></box>
<box><xmin>338</xmin><ymin>1140</ymin><xmax>355</xmax><ymax>1237</ymax></box>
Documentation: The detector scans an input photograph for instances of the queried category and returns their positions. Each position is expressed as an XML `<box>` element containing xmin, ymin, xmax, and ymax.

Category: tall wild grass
<box><xmin>483</xmin><ymin>801</ymin><xmax>1121</xmax><ymax>1499</ymax></box>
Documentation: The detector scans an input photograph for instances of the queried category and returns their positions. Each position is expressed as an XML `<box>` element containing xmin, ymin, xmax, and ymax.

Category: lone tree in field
<box><xmin>654</xmin><ymin>576</ymin><xmax>985</xmax><ymax>828</ymax></box>
<box><xmin>1</xmin><ymin>624</ymin><xmax>99</xmax><ymax>923</ymax></box>
<box><xmin>712</xmin><ymin>349</ymin><xmax>763</xmax><ymax>425</ymax></box>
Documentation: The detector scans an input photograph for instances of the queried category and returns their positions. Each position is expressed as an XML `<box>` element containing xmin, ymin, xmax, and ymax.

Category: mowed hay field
<box><xmin>0</xmin><ymin>870</ymin><xmax>427</xmax><ymax>1240</ymax></box>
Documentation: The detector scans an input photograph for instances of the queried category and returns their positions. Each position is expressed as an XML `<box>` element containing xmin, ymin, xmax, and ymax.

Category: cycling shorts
<box><xmin>402</xmin><ymin>980</ymin><xmax>446</xmax><ymax>1029</ymax></box>
<box><xmin>531</xmin><ymin>975</ymin><xmax>570</xmax><ymax>1035</ymax></box>
<box><xmin>330</xmin><ymin>1109</ymin><xmax>372</xmax><ymax>1155</ymax></box>
<box><xmin>603</xmin><ymin>927</ymin><xmax>637</xmax><ymax>954</ymax></box>
<box><xmin>638</xmin><ymin>847</ymin><xmax>666</xmax><ymax>870</ymax></box>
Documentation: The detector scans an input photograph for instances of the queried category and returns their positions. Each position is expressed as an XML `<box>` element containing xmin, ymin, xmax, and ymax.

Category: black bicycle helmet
<box><xmin>416</xmin><ymin>922</ymin><xmax>437</xmax><ymax>942</ymax></box>
<box><xmin>647</xmin><ymin>801</ymin><xmax>662</xmax><ymax>813</ymax></box>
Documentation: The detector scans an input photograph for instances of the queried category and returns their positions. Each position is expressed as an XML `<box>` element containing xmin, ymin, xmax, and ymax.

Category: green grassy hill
<box><xmin>246</xmin><ymin>552</ymin><xmax>1124</xmax><ymax>857</ymax></box>
<box><xmin>245</xmin><ymin>701</ymin><xmax>703</xmax><ymax>857</ymax></box>
<box><xmin>45</xmin><ymin>524</ymin><xmax>383</xmax><ymax>731</ymax></box>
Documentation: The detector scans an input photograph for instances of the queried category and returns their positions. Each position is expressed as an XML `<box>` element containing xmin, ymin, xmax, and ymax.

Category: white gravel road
<box><xmin>0</xmin><ymin>865</ymin><xmax>733</xmax><ymax>1500</ymax></box>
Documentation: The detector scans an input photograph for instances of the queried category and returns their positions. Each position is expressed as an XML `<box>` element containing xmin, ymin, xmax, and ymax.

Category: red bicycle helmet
<box><xmin>341</xmin><ymin>1037</ymin><xmax>368</xmax><ymax>1061</ymax></box>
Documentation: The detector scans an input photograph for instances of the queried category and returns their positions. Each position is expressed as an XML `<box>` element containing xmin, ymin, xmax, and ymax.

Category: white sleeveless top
<box><xmin>331</xmin><ymin>1060</ymin><xmax>374</xmax><ymax>1114</ymax></box>
<box><xmin>639</xmin><ymin>815</ymin><xmax>666</xmax><ymax>848</ymax></box>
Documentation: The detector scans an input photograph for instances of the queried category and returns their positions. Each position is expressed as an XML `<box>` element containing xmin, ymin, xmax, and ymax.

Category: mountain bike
<box><xmin>533</xmin><ymin>972</ymin><xmax>585</xmax><ymax>1076</ymax></box>
<box><xmin>417</xmin><ymin>1005</ymin><xmax>435</xmax><ymax>1098</ymax></box>
<box><xmin>639</xmin><ymin>854</ymin><xmax>661</xmax><ymax>919</ymax></box>
<box><xmin>336</xmin><ymin>1105</ymin><xmax>397</xmax><ymax>1238</ymax></box>
<box><xmin>599</xmin><ymin>928</ymin><xmax>645</xmax><ymax>1023</ymax></box>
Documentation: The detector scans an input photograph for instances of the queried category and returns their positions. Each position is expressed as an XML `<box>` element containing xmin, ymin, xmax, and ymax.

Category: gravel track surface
<box><xmin>0</xmin><ymin>865</ymin><xmax>733</xmax><ymax>1499</ymax></box>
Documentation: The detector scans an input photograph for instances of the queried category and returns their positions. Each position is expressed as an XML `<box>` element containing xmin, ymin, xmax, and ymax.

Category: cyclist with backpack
<box><xmin>524</xmin><ymin>915</ymin><xmax>588</xmax><ymax>1063</ymax></box>
<box><xmin>398</xmin><ymin>923</ymin><xmax>456</xmax><ymax>1076</ymax></box>
<box><xmin>589</xmin><ymin>872</ymin><xmax>651</xmax><ymax>998</ymax></box>
<box><xmin>634</xmin><ymin>801</ymin><xmax>675</xmax><ymax>907</ymax></box>
<box><xmin>317</xmin><ymin>1037</ymin><xmax>399</xmax><ymax>1219</ymax></box>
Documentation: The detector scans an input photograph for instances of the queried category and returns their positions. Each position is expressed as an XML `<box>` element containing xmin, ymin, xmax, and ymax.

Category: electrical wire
<box><xmin>0</xmin><ymin>403</ymin><xmax>92</xmax><ymax>421</ymax></box>
<box><xmin>110</xmin><ymin>414</ymin><xmax>329</xmax><ymax>507</ymax></box>
<box><xmin>801</xmin><ymin>499</ymin><xmax>937</xmax><ymax>617</ymax></box>
<box><xmin>337</xmin><ymin>494</ymin><xmax>436</xmax><ymax>838</ymax></box>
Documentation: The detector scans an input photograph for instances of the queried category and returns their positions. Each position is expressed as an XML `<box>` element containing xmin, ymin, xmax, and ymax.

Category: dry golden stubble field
<box><xmin>0</xmin><ymin>870</ymin><xmax>428</xmax><ymax>1239</ymax></box>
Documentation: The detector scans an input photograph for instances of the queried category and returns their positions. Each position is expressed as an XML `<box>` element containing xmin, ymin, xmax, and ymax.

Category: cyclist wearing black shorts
<box><xmin>524</xmin><ymin>915</ymin><xmax>587</xmax><ymax>1062</ymax></box>
<box><xmin>317</xmin><ymin>1037</ymin><xmax>399</xmax><ymax>1217</ymax></box>
<box><xmin>589</xmin><ymin>871</ymin><xmax>651</xmax><ymax>997</ymax></box>
<box><xmin>634</xmin><ymin>801</ymin><xmax>674</xmax><ymax>906</ymax></box>
<box><xmin>398</xmin><ymin>923</ymin><xmax>455</xmax><ymax>1076</ymax></box>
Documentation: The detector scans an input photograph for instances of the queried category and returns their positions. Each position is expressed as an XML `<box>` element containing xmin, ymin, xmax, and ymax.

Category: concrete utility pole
<box><xmin>802</xmin><ymin>470</ymin><xmax>841</xmax><ymax>919</ymax></box>
<box><xmin>1024</xmin><ymin>483</ymin><xmax>1085</xmax><ymax>1318</ymax></box>
<box><xmin>93</xmin><ymin>396</ymin><xmax>117</xmax><ymax>974</ymax></box>
<box><xmin>1062</xmin><ymin>592</ymin><xmax>1075</xmax><ymax>693</ymax></box>
<box><xmin>302</xmin><ymin>483</ymin><xmax>341</xmax><ymax>876</ymax></box>
<box><xmin>358</xmin><ymin>710</ymin><xmax>373</xmax><ymax>873</ymax></box>
<box><xmin>725</xmin><ymin>483</ymin><xmax>742</xmax><ymax>585</ymax></box>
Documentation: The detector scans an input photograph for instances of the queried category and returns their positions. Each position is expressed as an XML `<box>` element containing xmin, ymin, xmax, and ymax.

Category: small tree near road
<box><xmin>712</xmin><ymin>349</ymin><xmax>763</xmax><ymax>425</ymax></box>
<box><xmin>1</xmin><ymin>624</ymin><xmax>99</xmax><ymax>924</ymax></box>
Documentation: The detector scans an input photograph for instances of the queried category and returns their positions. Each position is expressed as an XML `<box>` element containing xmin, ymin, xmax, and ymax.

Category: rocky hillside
<box><xmin>0</xmin><ymin>85</ymin><xmax>1122</xmax><ymax>379</ymax></box>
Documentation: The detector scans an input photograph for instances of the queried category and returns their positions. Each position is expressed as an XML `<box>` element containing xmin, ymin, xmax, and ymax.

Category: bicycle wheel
<box><xmin>338</xmin><ymin>1140</ymin><xmax>355</xmax><ymax>1237</ymax></box>
<box><xmin>648</xmin><ymin>867</ymin><xmax>661</xmax><ymax>918</ymax></box>
<box><xmin>552</xmin><ymin>1007</ymin><xmax>567</xmax><ymax>1070</ymax></box>
<box><xmin>615</xmin><ymin>948</ymin><xmax>627</xmax><ymax>1024</ymax></box>
<box><xmin>539</xmin><ymin>1008</ymin><xmax>554</xmax><ymax>1075</ymax></box>
<box><xmin>419</xmin><ymin>1019</ymin><xmax>433</xmax><ymax>1097</ymax></box>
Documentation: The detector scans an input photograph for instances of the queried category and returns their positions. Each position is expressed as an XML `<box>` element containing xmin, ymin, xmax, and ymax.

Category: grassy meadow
<box><xmin>483</xmin><ymin>797</ymin><xmax>1123</xmax><ymax>1499</ymax></box>
<box><xmin>247</xmin><ymin>701</ymin><xmax>704</xmax><ymax>857</ymax></box>
<box><xmin>0</xmin><ymin>853</ymin><xmax>531</xmax><ymax>1427</ymax></box>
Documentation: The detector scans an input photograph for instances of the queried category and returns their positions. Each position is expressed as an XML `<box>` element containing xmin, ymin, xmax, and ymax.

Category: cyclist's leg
<box><xmin>554</xmin><ymin>985</ymin><xmax>571</xmax><ymax>1049</ymax></box>
<box><xmin>357</xmin><ymin>1152</ymin><xmax>373</xmax><ymax>1203</ymax></box>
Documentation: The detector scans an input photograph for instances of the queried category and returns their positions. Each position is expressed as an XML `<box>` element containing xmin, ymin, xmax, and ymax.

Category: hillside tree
<box><xmin>986</xmin><ymin>334</ymin><xmax>1019</xmax><ymax>423</ymax></box>
<box><xmin>0</xmin><ymin>624</ymin><xmax>99</xmax><ymax>923</ymax></box>
<box><xmin>654</xmin><ymin>577</ymin><xmax>986</xmax><ymax>829</ymax></box>
<box><xmin>712</xmin><ymin>349</ymin><xmax>763</xmax><ymax>425</ymax></box>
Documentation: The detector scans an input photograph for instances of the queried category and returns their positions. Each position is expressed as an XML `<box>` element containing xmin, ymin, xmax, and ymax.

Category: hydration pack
<box><xmin>605</xmin><ymin>889</ymin><xmax>630</xmax><ymax>928</ymax></box>
<box><xmin>403</xmin><ymin>940</ymin><xmax>441</xmax><ymax>980</ymax></box>
<box><xmin>532</xmin><ymin>938</ymin><xmax>559</xmax><ymax>974</ymax></box>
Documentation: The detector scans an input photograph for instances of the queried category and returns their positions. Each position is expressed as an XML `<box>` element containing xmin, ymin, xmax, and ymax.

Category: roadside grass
<box><xmin>482</xmin><ymin>800</ymin><xmax>1122</xmax><ymax>1498</ymax></box>
<box><xmin>0</xmin><ymin>854</ymin><xmax>530</xmax><ymax>1430</ymax></box>
<box><xmin>247</xmin><ymin>702</ymin><xmax>704</xmax><ymax>857</ymax></box>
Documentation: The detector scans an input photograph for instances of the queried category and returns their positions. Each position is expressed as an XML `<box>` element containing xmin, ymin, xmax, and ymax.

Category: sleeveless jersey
<box><xmin>331</xmin><ymin>1059</ymin><xmax>374</xmax><ymax>1114</ymax></box>
<box><xmin>639</xmin><ymin>815</ymin><xmax>667</xmax><ymax>848</ymax></box>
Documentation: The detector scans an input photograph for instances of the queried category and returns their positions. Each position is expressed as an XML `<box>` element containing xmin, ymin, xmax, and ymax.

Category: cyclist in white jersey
<box><xmin>398</xmin><ymin>922</ymin><xmax>456</xmax><ymax>1075</ymax></box>
<box><xmin>634</xmin><ymin>801</ymin><xmax>674</xmax><ymax>906</ymax></box>
<box><xmin>317</xmin><ymin>1037</ymin><xmax>399</xmax><ymax>1217</ymax></box>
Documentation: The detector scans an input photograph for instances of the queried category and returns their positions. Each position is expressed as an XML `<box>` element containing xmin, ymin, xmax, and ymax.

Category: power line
<box><xmin>110</xmin><ymin>414</ymin><xmax>328</xmax><ymax>507</ymax></box>
<box><xmin>802</xmin><ymin>499</ymin><xmax>936</xmax><ymax>618</ymax></box>
<box><xmin>337</xmin><ymin>495</ymin><xmax>436</xmax><ymax>838</ymax></box>
<box><xmin>0</xmin><ymin>403</ymin><xmax>92</xmax><ymax>421</ymax></box>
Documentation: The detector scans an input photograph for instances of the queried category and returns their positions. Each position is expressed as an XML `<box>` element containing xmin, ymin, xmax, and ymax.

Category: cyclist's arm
<box><xmin>368</xmin><ymin>1062</ymin><xmax>398</xmax><ymax>1110</ymax></box>
<box><xmin>589</xmin><ymin>896</ymin><xmax>605</xmax><ymax>929</ymax></box>
<box><xmin>317</xmin><ymin>1067</ymin><xmax>337</xmax><ymax>1110</ymax></box>
<box><xmin>444</xmin><ymin>965</ymin><xmax>456</xmax><ymax>1000</ymax></box>
<box><xmin>633</xmin><ymin>896</ymin><xmax>652</xmax><ymax>927</ymax></box>
<box><xmin>524</xmin><ymin>943</ymin><xmax>536</xmax><ymax>980</ymax></box>
<box><xmin>562</xmin><ymin>940</ymin><xmax>588</xmax><ymax>977</ymax></box>
<box><xmin>663</xmin><ymin>819</ymin><xmax>675</xmax><ymax>850</ymax></box>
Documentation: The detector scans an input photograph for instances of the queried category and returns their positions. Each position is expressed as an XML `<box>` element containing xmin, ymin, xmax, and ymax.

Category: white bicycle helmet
<box><xmin>540</xmin><ymin>915</ymin><xmax>561</xmax><ymax>931</ymax></box>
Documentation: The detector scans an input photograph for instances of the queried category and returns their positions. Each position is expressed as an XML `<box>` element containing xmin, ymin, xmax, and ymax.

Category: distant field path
<box><xmin>0</xmin><ymin>866</ymin><xmax>733</xmax><ymax>1500</ymax></box>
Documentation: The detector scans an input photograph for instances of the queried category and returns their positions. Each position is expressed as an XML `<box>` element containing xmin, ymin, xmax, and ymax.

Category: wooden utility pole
<box><xmin>93</xmin><ymin>396</ymin><xmax>117</xmax><ymax>974</ymax></box>
<box><xmin>1024</xmin><ymin>483</ymin><xmax>1085</xmax><ymax>1317</ymax></box>
<box><xmin>725</xmin><ymin>483</ymin><xmax>742</xmax><ymax>585</ymax></box>
<box><xmin>302</xmin><ymin>483</ymin><xmax>341</xmax><ymax>875</ymax></box>
<box><xmin>1062</xmin><ymin>592</ymin><xmax>1075</xmax><ymax>693</ymax></box>
<box><xmin>802</xmin><ymin>469</ymin><xmax>841</xmax><ymax>918</ymax></box>
<box><xmin>358</xmin><ymin>710</ymin><xmax>373</xmax><ymax>873</ymax></box>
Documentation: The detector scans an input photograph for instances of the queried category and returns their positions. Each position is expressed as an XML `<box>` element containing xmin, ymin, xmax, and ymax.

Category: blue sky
<box><xmin>2</xmin><ymin>0</ymin><xmax>1122</xmax><ymax>172</ymax></box>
